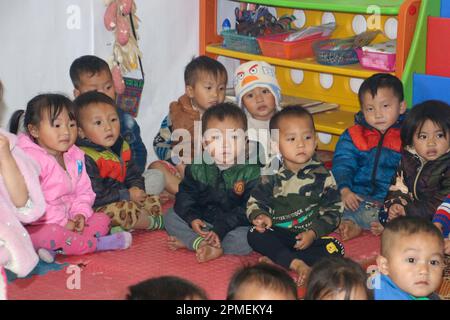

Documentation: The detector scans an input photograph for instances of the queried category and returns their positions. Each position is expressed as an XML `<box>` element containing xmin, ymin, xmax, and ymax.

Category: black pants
<box><xmin>247</xmin><ymin>226</ymin><xmax>344</xmax><ymax>269</ymax></box>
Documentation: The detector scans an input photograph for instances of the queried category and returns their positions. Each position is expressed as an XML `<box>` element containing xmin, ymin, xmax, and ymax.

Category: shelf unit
<box><xmin>200</xmin><ymin>0</ymin><xmax>423</xmax><ymax>150</ymax></box>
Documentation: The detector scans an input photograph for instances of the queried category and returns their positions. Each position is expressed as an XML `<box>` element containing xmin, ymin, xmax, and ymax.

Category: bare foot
<box><xmin>338</xmin><ymin>220</ymin><xmax>362</xmax><ymax>241</ymax></box>
<box><xmin>196</xmin><ymin>244</ymin><xmax>223</xmax><ymax>263</ymax></box>
<box><xmin>290</xmin><ymin>259</ymin><xmax>311</xmax><ymax>286</ymax></box>
<box><xmin>370</xmin><ymin>221</ymin><xmax>384</xmax><ymax>236</ymax></box>
<box><xmin>258</xmin><ymin>256</ymin><xmax>275</xmax><ymax>265</ymax></box>
<box><xmin>167</xmin><ymin>236</ymin><xmax>186</xmax><ymax>251</ymax></box>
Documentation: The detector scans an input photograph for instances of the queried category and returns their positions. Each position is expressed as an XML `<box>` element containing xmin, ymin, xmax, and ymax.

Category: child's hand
<box><xmin>205</xmin><ymin>231</ymin><xmax>221</xmax><ymax>248</ymax></box>
<box><xmin>388</xmin><ymin>204</ymin><xmax>406</xmax><ymax>221</ymax></box>
<box><xmin>73</xmin><ymin>214</ymin><xmax>86</xmax><ymax>232</ymax></box>
<box><xmin>176</xmin><ymin>162</ymin><xmax>186</xmax><ymax>179</ymax></box>
<box><xmin>65</xmin><ymin>220</ymin><xmax>76</xmax><ymax>231</ymax></box>
<box><xmin>191</xmin><ymin>219</ymin><xmax>209</xmax><ymax>237</ymax></box>
<box><xmin>129</xmin><ymin>187</ymin><xmax>146</xmax><ymax>204</ymax></box>
<box><xmin>340</xmin><ymin>188</ymin><xmax>363</xmax><ymax>212</ymax></box>
<box><xmin>252</xmin><ymin>214</ymin><xmax>272</xmax><ymax>233</ymax></box>
<box><xmin>294</xmin><ymin>230</ymin><xmax>316</xmax><ymax>250</ymax></box>
<box><xmin>0</xmin><ymin>134</ymin><xmax>13</xmax><ymax>164</ymax></box>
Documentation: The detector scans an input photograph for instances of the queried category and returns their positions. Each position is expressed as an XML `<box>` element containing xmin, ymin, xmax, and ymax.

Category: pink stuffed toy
<box><xmin>0</xmin><ymin>129</ymin><xmax>46</xmax><ymax>300</ymax></box>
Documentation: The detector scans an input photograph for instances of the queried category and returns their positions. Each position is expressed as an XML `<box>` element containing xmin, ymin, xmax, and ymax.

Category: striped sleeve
<box><xmin>433</xmin><ymin>194</ymin><xmax>450</xmax><ymax>238</ymax></box>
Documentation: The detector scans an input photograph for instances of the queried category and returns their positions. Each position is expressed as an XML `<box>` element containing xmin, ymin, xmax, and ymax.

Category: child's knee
<box><xmin>91</xmin><ymin>212</ymin><xmax>112</xmax><ymax>235</ymax></box>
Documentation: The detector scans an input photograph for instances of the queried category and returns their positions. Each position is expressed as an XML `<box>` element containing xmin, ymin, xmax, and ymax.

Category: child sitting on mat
<box><xmin>74</xmin><ymin>91</ymin><xmax>163</xmax><ymax>232</ymax></box>
<box><xmin>14</xmin><ymin>94</ymin><xmax>132</xmax><ymax>262</ymax></box>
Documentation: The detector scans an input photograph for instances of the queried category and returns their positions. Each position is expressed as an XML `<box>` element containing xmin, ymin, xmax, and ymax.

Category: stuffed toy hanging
<box><xmin>103</xmin><ymin>0</ymin><xmax>142</xmax><ymax>94</ymax></box>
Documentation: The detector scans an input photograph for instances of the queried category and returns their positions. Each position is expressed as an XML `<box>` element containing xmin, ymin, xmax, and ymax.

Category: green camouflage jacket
<box><xmin>246</xmin><ymin>156</ymin><xmax>343</xmax><ymax>237</ymax></box>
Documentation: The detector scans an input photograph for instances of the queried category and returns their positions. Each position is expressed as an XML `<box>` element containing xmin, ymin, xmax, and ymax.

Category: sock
<box><xmin>96</xmin><ymin>232</ymin><xmax>132</xmax><ymax>251</ymax></box>
<box><xmin>148</xmin><ymin>215</ymin><xmax>164</xmax><ymax>230</ymax></box>
<box><xmin>38</xmin><ymin>248</ymin><xmax>57</xmax><ymax>263</ymax></box>
<box><xmin>192</xmin><ymin>236</ymin><xmax>205</xmax><ymax>251</ymax></box>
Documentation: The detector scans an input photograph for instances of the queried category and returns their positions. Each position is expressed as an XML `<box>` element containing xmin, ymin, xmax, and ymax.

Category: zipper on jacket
<box><xmin>370</xmin><ymin>131</ymin><xmax>386</xmax><ymax>195</ymax></box>
<box><xmin>412</xmin><ymin>155</ymin><xmax>426</xmax><ymax>201</ymax></box>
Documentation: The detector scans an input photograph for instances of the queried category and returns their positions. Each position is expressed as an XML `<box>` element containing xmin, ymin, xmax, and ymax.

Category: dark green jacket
<box><xmin>175</xmin><ymin>162</ymin><xmax>261</xmax><ymax>240</ymax></box>
<box><xmin>247</xmin><ymin>156</ymin><xmax>343</xmax><ymax>237</ymax></box>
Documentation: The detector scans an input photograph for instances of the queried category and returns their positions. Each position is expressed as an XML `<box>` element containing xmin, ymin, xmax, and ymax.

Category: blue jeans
<box><xmin>342</xmin><ymin>196</ymin><xmax>382</xmax><ymax>230</ymax></box>
<box><xmin>164</xmin><ymin>208</ymin><xmax>253</xmax><ymax>255</ymax></box>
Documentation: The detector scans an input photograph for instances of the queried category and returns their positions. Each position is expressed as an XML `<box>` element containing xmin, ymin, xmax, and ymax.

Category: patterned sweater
<box><xmin>434</xmin><ymin>194</ymin><xmax>450</xmax><ymax>238</ymax></box>
<box><xmin>247</xmin><ymin>156</ymin><xmax>343</xmax><ymax>237</ymax></box>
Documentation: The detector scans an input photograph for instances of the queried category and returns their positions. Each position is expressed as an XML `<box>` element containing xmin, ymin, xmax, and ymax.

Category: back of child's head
<box><xmin>201</xmin><ymin>102</ymin><xmax>247</xmax><ymax>134</ymax></box>
<box><xmin>126</xmin><ymin>276</ymin><xmax>207</xmax><ymax>300</ymax></box>
<box><xmin>234</xmin><ymin>60</ymin><xmax>281</xmax><ymax>109</ymax></box>
<box><xmin>269</xmin><ymin>105</ymin><xmax>315</xmax><ymax>133</ymax></box>
<box><xmin>358</xmin><ymin>73</ymin><xmax>404</xmax><ymax>106</ymax></box>
<box><xmin>227</xmin><ymin>263</ymin><xmax>297</xmax><ymax>300</ymax></box>
<box><xmin>400</xmin><ymin>100</ymin><xmax>450</xmax><ymax>147</ymax></box>
<box><xmin>70</xmin><ymin>55</ymin><xmax>111</xmax><ymax>89</ymax></box>
<box><xmin>381</xmin><ymin>216</ymin><xmax>444</xmax><ymax>258</ymax></box>
<box><xmin>15</xmin><ymin>94</ymin><xmax>75</xmax><ymax>136</ymax></box>
<box><xmin>184</xmin><ymin>55</ymin><xmax>228</xmax><ymax>87</ymax></box>
<box><xmin>305</xmin><ymin>257</ymin><xmax>371</xmax><ymax>300</ymax></box>
<box><xmin>73</xmin><ymin>91</ymin><xmax>117</xmax><ymax>124</ymax></box>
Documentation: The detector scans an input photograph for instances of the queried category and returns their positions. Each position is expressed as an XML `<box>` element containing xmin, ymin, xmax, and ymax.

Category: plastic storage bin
<box><xmin>355</xmin><ymin>47</ymin><xmax>396</xmax><ymax>72</ymax></box>
<box><xmin>221</xmin><ymin>29</ymin><xmax>261</xmax><ymax>55</ymax></box>
<box><xmin>313</xmin><ymin>39</ymin><xmax>359</xmax><ymax>65</ymax></box>
<box><xmin>257</xmin><ymin>33</ymin><xmax>330</xmax><ymax>60</ymax></box>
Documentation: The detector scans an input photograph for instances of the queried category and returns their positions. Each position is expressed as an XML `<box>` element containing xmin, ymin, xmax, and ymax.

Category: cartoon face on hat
<box><xmin>234</xmin><ymin>61</ymin><xmax>281</xmax><ymax>110</ymax></box>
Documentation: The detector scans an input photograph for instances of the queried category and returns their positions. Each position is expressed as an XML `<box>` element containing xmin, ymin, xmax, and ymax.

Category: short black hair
<box><xmin>23</xmin><ymin>94</ymin><xmax>75</xmax><ymax>133</ymax></box>
<box><xmin>201</xmin><ymin>102</ymin><xmax>247</xmax><ymax>134</ymax></box>
<box><xmin>400</xmin><ymin>100</ymin><xmax>450</xmax><ymax>147</ymax></box>
<box><xmin>358</xmin><ymin>73</ymin><xmax>404</xmax><ymax>107</ymax></box>
<box><xmin>381</xmin><ymin>216</ymin><xmax>444</xmax><ymax>257</ymax></box>
<box><xmin>70</xmin><ymin>55</ymin><xmax>111</xmax><ymax>89</ymax></box>
<box><xmin>184</xmin><ymin>55</ymin><xmax>228</xmax><ymax>87</ymax></box>
<box><xmin>126</xmin><ymin>276</ymin><xmax>207</xmax><ymax>300</ymax></box>
<box><xmin>305</xmin><ymin>257</ymin><xmax>371</xmax><ymax>300</ymax></box>
<box><xmin>269</xmin><ymin>105</ymin><xmax>315</xmax><ymax>132</ymax></box>
<box><xmin>227</xmin><ymin>263</ymin><xmax>297</xmax><ymax>300</ymax></box>
<box><xmin>73</xmin><ymin>91</ymin><xmax>117</xmax><ymax>126</ymax></box>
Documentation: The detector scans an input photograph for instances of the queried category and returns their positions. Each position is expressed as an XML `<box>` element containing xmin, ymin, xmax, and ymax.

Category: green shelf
<box><xmin>238</xmin><ymin>0</ymin><xmax>404</xmax><ymax>15</ymax></box>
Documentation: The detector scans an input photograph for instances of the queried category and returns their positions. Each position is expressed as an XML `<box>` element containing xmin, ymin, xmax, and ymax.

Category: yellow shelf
<box><xmin>206</xmin><ymin>44</ymin><xmax>389</xmax><ymax>79</ymax></box>
<box><xmin>312</xmin><ymin>108</ymin><xmax>356</xmax><ymax>136</ymax></box>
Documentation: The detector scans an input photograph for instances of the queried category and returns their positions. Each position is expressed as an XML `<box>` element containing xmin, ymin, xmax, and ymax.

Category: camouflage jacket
<box><xmin>246</xmin><ymin>156</ymin><xmax>343</xmax><ymax>237</ymax></box>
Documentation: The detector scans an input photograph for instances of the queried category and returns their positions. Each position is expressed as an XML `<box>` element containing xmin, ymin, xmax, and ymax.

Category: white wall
<box><xmin>0</xmin><ymin>0</ymin><xmax>199</xmax><ymax>163</ymax></box>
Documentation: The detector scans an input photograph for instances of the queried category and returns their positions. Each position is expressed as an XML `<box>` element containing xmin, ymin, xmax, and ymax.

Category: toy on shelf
<box><xmin>103</xmin><ymin>0</ymin><xmax>144</xmax><ymax>117</ymax></box>
<box><xmin>356</xmin><ymin>40</ymin><xmax>397</xmax><ymax>72</ymax></box>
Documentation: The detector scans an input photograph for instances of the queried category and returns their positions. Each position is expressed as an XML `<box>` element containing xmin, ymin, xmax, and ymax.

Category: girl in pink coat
<box><xmin>15</xmin><ymin>94</ymin><xmax>132</xmax><ymax>262</ymax></box>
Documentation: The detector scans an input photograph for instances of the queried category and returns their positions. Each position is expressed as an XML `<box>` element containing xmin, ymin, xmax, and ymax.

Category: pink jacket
<box><xmin>17</xmin><ymin>134</ymin><xmax>95</xmax><ymax>227</ymax></box>
<box><xmin>0</xmin><ymin>130</ymin><xmax>45</xmax><ymax>281</ymax></box>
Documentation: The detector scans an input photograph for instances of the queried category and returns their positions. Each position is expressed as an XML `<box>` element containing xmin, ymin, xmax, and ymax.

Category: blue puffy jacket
<box><xmin>332</xmin><ymin>111</ymin><xmax>405</xmax><ymax>202</ymax></box>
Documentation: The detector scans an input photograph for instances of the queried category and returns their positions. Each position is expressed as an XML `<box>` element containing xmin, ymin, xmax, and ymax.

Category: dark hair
<box><xmin>10</xmin><ymin>94</ymin><xmax>75</xmax><ymax>136</ymax></box>
<box><xmin>400</xmin><ymin>100</ymin><xmax>450</xmax><ymax>147</ymax></box>
<box><xmin>69</xmin><ymin>55</ymin><xmax>111</xmax><ymax>89</ymax></box>
<box><xmin>227</xmin><ymin>263</ymin><xmax>297</xmax><ymax>300</ymax></box>
<box><xmin>184</xmin><ymin>55</ymin><xmax>228</xmax><ymax>87</ymax></box>
<box><xmin>269</xmin><ymin>105</ymin><xmax>315</xmax><ymax>132</ymax></box>
<box><xmin>358</xmin><ymin>73</ymin><xmax>404</xmax><ymax>106</ymax></box>
<box><xmin>9</xmin><ymin>110</ymin><xmax>25</xmax><ymax>134</ymax></box>
<box><xmin>126</xmin><ymin>276</ymin><xmax>207</xmax><ymax>300</ymax></box>
<box><xmin>381</xmin><ymin>216</ymin><xmax>444</xmax><ymax>257</ymax></box>
<box><xmin>73</xmin><ymin>91</ymin><xmax>117</xmax><ymax>126</ymax></box>
<box><xmin>305</xmin><ymin>257</ymin><xmax>371</xmax><ymax>300</ymax></box>
<box><xmin>201</xmin><ymin>102</ymin><xmax>247</xmax><ymax>134</ymax></box>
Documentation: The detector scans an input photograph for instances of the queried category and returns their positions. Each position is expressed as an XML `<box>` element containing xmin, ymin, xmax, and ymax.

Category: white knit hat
<box><xmin>234</xmin><ymin>61</ymin><xmax>281</xmax><ymax>110</ymax></box>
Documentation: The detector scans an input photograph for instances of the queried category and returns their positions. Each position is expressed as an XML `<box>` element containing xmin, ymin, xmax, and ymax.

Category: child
<box><xmin>69</xmin><ymin>55</ymin><xmax>149</xmax><ymax>175</ymax></box>
<box><xmin>164</xmin><ymin>103</ymin><xmax>260</xmax><ymax>263</ymax></box>
<box><xmin>305</xmin><ymin>257</ymin><xmax>371</xmax><ymax>300</ymax></box>
<box><xmin>126</xmin><ymin>276</ymin><xmax>207</xmax><ymax>300</ymax></box>
<box><xmin>384</xmin><ymin>100</ymin><xmax>450</xmax><ymax>224</ymax></box>
<box><xmin>1</xmin><ymin>80</ymin><xmax>45</xmax><ymax>299</ymax></box>
<box><xmin>332</xmin><ymin>73</ymin><xmax>407</xmax><ymax>240</ymax></box>
<box><xmin>434</xmin><ymin>194</ymin><xmax>450</xmax><ymax>254</ymax></box>
<box><xmin>14</xmin><ymin>93</ymin><xmax>132</xmax><ymax>262</ymax></box>
<box><xmin>227</xmin><ymin>263</ymin><xmax>297</xmax><ymax>300</ymax></box>
<box><xmin>234</xmin><ymin>60</ymin><xmax>281</xmax><ymax>166</ymax></box>
<box><xmin>375</xmin><ymin>216</ymin><xmax>444</xmax><ymax>300</ymax></box>
<box><xmin>247</xmin><ymin>106</ymin><xmax>345</xmax><ymax>286</ymax></box>
<box><xmin>150</xmin><ymin>55</ymin><xmax>228</xmax><ymax>195</ymax></box>
<box><xmin>74</xmin><ymin>91</ymin><xmax>163</xmax><ymax>232</ymax></box>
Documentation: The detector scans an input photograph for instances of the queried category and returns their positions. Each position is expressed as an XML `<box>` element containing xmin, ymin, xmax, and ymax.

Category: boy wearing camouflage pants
<box><xmin>247</xmin><ymin>106</ymin><xmax>345</xmax><ymax>285</ymax></box>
